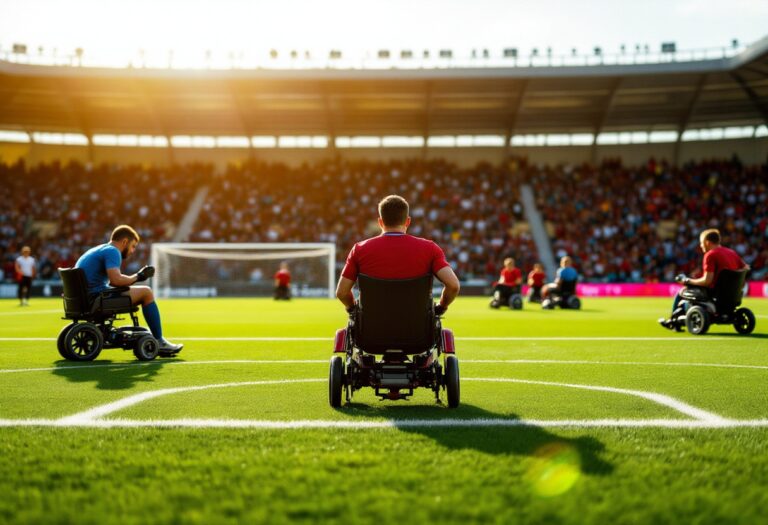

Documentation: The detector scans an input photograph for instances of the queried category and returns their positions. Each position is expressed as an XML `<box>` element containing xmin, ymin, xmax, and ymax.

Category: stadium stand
<box><xmin>0</xmin><ymin>161</ymin><xmax>206</xmax><ymax>282</ymax></box>
<box><xmin>2</xmin><ymin>156</ymin><xmax>764</xmax><ymax>286</ymax></box>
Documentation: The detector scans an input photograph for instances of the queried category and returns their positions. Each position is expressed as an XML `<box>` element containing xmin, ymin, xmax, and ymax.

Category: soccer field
<box><xmin>1</xmin><ymin>296</ymin><xmax>767</xmax><ymax>524</ymax></box>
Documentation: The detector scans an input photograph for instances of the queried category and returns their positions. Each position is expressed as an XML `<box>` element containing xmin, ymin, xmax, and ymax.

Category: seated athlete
<box><xmin>491</xmin><ymin>257</ymin><xmax>522</xmax><ymax>304</ymax></box>
<box><xmin>659</xmin><ymin>228</ymin><xmax>749</xmax><ymax>329</ymax></box>
<box><xmin>74</xmin><ymin>225</ymin><xmax>183</xmax><ymax>353</ymax></box>
<box><xmin>336</xmin><ymin>194</ymin><xmax>460</xmax><ymax>317</ymax></box>
<box><xmin>542</xmin><ymin>256</ymin><xmax>578</xmax><ymax>299</ymax></box>
<box><xmin>274</xmin><ymin>261</ymin><xmax>291</xmax><ymax>300</ymax></box>
<box><xmin>527</xmin><ymin>262</ymin><xmax>546</xmax><ymax>303</ymax></box>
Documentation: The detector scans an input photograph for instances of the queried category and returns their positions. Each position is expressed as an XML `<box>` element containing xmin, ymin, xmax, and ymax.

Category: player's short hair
<box><xmin>504</xmin><ymin>257</ymin><xmax>514</xmax><ymax>266</ymax></box>
<box><xmin>378</xmin><ymin>195</ymin><xmax>409</xmax><ymax>227</ymax></box>
<box><xmin>111</xmin><ymin>225</ymin><xmax>140</xmax><ymax>243</ymax></box>
<box><xmin>700</xmin><ymin>228</ymin><xmax>720</xmax><ymax>245</ymax></box>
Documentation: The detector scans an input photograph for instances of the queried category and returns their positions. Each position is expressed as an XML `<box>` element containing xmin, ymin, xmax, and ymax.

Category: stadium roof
<box><xmin>1</xmin><ymin>36</ymin><xmax>767</xmax><ymax>139</ymax></box>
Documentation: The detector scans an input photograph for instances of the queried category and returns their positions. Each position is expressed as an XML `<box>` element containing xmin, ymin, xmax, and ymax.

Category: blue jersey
<box><xmin>557</xmin><ymin>266</ymin><xmax>578</xmax><ymax>282</ymax></box>
<box><xmin>75</xmin><ymin>243</ymin><xmax>122</xmax><ymax>293</ymax></box>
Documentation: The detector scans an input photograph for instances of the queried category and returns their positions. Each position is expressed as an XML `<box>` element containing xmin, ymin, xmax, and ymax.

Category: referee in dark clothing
<box><xmin>336</xmin><ymin>194</ymin><xmax>460</xmax><ymax>315</ymax></box>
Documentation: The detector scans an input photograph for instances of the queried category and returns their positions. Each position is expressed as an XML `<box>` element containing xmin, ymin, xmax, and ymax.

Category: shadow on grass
<box><xmin>337</xmin><ymin>402</ymin><xmax>613</xmax><ymax>475</ymax></box>
<box><xmin>51</xmin><ymin>358</ymin><xmax>184</xmax><ymax>390</ymax></box>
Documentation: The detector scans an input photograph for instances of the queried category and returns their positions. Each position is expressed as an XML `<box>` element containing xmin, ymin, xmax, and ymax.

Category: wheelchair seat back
<box><xmin>59</xmin><ymin>268</ymin><xmax>92</xmax><ymax>317</ymax></box>
<box><xmin>711</xmin><ymin>269</ymin><xmax>747</xmax><ymax>314</ymax></box>
<box><xmin>559</xmin><ymin>278</ymin><xmax>577</xmax><ymax>296</ymax></box>
<box><xmin>356</xmin><ymin>274</ymin><xmax>435</xmax><ymax>354</ymax></box>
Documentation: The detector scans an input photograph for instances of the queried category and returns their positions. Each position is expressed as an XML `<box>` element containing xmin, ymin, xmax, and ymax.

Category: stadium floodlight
<box><xmin>377</xmin><ymin>50</ymin><xmax>390</xmax><ymax>59</ymax></box>
<box><xmin>329</xmin><ymin>50</ymin><xmax>342</xmax><ymax>59</ymax></box>
<box><xmin>439</xmin><ymin>49</ymin><xmax>452</xmax><ymax>59</ymax></box>
<box><xmin>12</xmin><ymin>43</ymin><xmax>27</xmax><ymax>54</ymax></box>
<box><xmin>400</xmin><ymin>50</ymin><xmax>413</xmax><ymax>59</ymax></box>
<box><xmin>151</xmin><ymin>243</ymin><xmax>336</xmax><ymax>299</ymax></box>
<box><xmin>503</xmin><ymin>48</ymin><xmax>517</xmax><ymax>58</ymax></box>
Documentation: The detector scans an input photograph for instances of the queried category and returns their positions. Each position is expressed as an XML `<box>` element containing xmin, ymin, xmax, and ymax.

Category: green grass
<box><xmin>1</xmin><ymin>296</ymin><xmax>767</xmax><ymax>524</ymax></box>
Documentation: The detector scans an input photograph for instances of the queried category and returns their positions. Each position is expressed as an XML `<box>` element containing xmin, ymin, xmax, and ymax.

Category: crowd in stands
<box><xmin>532</xmin><ymin>157</ymin><xmax>768</xmax><ymax>282</ymax></box>
<box><xmin>190</xmin><ymin>159</ymin><xmax>532</xmax><ymax>281</ymax></box>
<box><xmin>0</xmin><ymin>161</ymin><xmax>205</xmax><ymax>283</ymax></box>
<box><xmin>1</xmin><ymin>156</ymin><xmax>765</xmax><ymax>285</ymax></box>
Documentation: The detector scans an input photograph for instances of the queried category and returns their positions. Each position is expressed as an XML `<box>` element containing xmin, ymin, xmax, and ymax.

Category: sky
<box><xmin>0</xmin><ymin>0</ymin><xmax>766</xmax><ymax>65</ymax></box>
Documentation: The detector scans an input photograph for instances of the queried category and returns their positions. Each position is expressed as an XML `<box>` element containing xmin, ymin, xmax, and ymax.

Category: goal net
<box><xmin>150</xmin><ymin>243</ymin><xmax>336</xmax><ymax>299</ymax></box>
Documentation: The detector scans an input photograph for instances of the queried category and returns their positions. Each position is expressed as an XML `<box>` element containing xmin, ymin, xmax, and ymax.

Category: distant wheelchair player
<box><xmin>659</xmin><ymin>228</ymin><xmax>754</xmax><ymax>335</ymax></box>
<box><xmin>541</xmin><ymin>256</ymin><xmax>581</xmax><ymax>310</ymax></box>
<box><xmin>489</xmin><ymin>257</ymin><xmax>524</xmax><ymax>309</ymax></box>
<box><xmin>331</xmin><ymin>195</ymin><xmax>461</xmax><ymax>407</ymax></box>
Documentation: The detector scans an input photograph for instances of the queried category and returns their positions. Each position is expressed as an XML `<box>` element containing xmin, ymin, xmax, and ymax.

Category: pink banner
<box><xmin>528</xmin><ymin>282</ymin><xmax>768</xmax><ymax>298</ymax></box>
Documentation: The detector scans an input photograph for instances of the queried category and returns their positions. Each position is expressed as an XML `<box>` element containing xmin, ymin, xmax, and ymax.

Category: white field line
<box><xmin>0</xmin><ymin>336</ymin><xmax>747</xmax><ymax>342</ymax></box>
<box><xmin>1</xmin><ymin>418</ymin><xmax>767</xmax><ymax>430</ymax></box>
<box><xmin>4</xmin><ymin>359</ymin><xmax>768</xmax><ymax>375</ymax></box>
<box><xmin>0</xmin><ymin>309</ymin><xmax>61</xmax><ymax>316</ymax></box>
<box><xmin>462</xmin><ymin>378</ymin><xmax>726</xmax><ymax>422</ymax></box>
<box><xmin>58</xmin><ymin>379</ymin><xmax>325</xmax><ymax>423</ymax></box>
<box><xmin>56</xmin><ymin>376</ymin><xmax>725</xmax><ymax>424</ymax></box>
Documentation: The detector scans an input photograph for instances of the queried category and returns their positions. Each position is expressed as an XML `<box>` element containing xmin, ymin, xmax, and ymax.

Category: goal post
<box><xmin>150</xmin><ymin>243</ymin><xmax>336</xmax><ymax>299</ymax></box>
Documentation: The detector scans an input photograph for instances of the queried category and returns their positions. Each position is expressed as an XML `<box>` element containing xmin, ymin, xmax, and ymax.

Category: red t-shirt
<box><xmin>528</xmin><ymin>270</ymin><xmax>546</xmax><ymax>287</ymax></box>
<box><xmin>274</xmin><ymin>269</ymin><xmax>291</xmax><ymax>287</ymax></box>
<box><xmin>499</xmin><ymin>267</ymin><xmax>522</xmax><ymax>286</ymax></box>
<box><xmin>703</xmin><ymin>246</ymin><xmax>745</xmax><ymax>287</ymax></box>
<box><xmin>341</xmin><ymin>233</ymin><xmax>450</xmax><ymax>281</ymax></box>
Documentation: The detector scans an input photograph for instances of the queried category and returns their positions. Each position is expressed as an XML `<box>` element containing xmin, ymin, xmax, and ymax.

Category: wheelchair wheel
<box><xmin>685</xmin><ymin>306</ymin><xmax>709</xmax><ymax>335</ymax></box>
<box><xmin>329</xmin><ymin>356</ymin><xmax>344</xmax><ymax>408</ymax></box>
<box><xmin>56</xmin><ymin>323</ymin><xmax>76</xmax><ymax>359</ymax></box>
<box><xmin>509</xmin><ymin>294</ymin><xmax>523</xmax><ymax>310</ymax></box>
<box><xmin>63</xmin><ymin>323</ymin><xmax>104</xmax><ymax>361</ymax></box>
<box><xmin>566</xmin><ymin>296</ymin><xmax>582</xmax><ymax>310</ymax></box>
<box><xmin>133</xmin><ymin>334</ymin><xmax>159</xmax><ymax>361</ymax></box>
<box><xmin>733</xmin><ymin>308</ymin><xmax>756</xmax><ymax>335</ymax></box>
<box><xmin>445</xmin><ymin>355</ymin><xmax>460</xmax><ymax>408</ymax></box>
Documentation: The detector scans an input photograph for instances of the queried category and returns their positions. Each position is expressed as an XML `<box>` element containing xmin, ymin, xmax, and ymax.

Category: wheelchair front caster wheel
<box><xmin>133</xmin><ymin>334</ymin><xmax>159</xmax><ymax>361</ymax></box>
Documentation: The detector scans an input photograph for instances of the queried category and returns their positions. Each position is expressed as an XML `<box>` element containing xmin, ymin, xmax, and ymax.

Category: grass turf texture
<box><xmin>1</xmin><ymin>296</ymin><xmax>767</xmax><ymax>524</ymax></box>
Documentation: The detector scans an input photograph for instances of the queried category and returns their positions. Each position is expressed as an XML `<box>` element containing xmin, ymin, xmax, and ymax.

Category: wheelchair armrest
<box><xmin>102</xmin><ymin>287</ymin><xmax>130</xmax><ymax>295</ymax></box>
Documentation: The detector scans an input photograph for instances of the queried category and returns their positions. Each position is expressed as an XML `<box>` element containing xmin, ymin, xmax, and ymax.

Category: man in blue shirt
<box><xmin>542</xmin><ymin>256</ymin><xmax>578</xmax><ymax>300</ymax></box>
<box><xmin>75</xmin><ymin>225</ymin><xmax>183</xmax><ymax>353</ymax></box>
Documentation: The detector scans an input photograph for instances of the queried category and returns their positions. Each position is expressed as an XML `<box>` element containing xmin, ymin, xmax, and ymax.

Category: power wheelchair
<box><xmin>489</xmin><ymin>284</ymin><xmax>524</xmax><ymax>310</ymax></box>
<box><xmin>541</xmin><ymin>279</ymin><xmax>581</xmax><ymax>310</ymax></box>
<box><xmin>671</xmin><ymin>269</ymin><xmax>755</xmax><ymax>335</ymax></box>
<box><xmin>329</xmin><ymin>274</ymin><xmax>460</xmax><ymax>408</ymax></box>
<box><xmin>57</xmin><ymin>268</ymin><xmax>177</xmax><ymax>361</ymax></box>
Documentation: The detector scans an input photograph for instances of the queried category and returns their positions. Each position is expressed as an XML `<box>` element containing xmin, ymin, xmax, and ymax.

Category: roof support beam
<box><xmin>228</xmin><ymin>80</ymin><xmax>253</xmax><ymax>157</ymax></box>
<box><xmin>421</xmin><ymin>80</ymin><xmax>432</xmax><ymax>159</ymax></box>
<box><xmin>731</xmin><ymin>72</ymin><xmax>768</xmax><ymax>127</ymax></box>
<box><xmin>591</xmin><ymin>77</ymin><xmax>622</xmax><ymax>164</ymax></box>
<box><xmin>57</xmin><ymin>79</ymin><xmax>93</xmax><ymax>162</ymax></box>
<box><xmin>504</xmin><ymin>79</ymin><xmax>528</xmax><ymax>158</ymax></box>
<box><xmin>323</xmin><ymin>83</ymin><xmax>336</xmax><ymax>154</ymax></box>
<box><xmin>673</xmin><ymin>74</ymin><xmax>707</xmax><ymax>166</ymax></box>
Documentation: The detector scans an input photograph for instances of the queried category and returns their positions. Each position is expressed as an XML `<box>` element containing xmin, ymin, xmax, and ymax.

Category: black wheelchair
<box><xmin>57</xmin><ymin>268</ymin><xmax>174</xmax><ymax>362</ymax></box>
<box><xmin>671</xmin><ymin>269</ymin><xmax>755</xmax><ymax>335</ymax></box>
<box><xmin>329</xmin><ymin>274</ymin><xmax>460</xmax><ymax>408</ymax></box>
<box><xmin>541</xmin><ymin>279</ymin><xmax>581</xmax><ymax>310</ymax></box>
<box><xmin>489</xmin><ymin>284</ymin><xmax>523</xmax><ymax>310</ymax></box>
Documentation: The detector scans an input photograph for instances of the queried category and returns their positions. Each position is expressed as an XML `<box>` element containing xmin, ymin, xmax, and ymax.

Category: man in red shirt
<box><xmin>527</xmin><ymin>262</ymin><xmax>546</xmax><ymax>303</ymax></box>
<box><xmin>274</xmin><ymin>262</ymin><xmax>291</xmax><ymax>300</ymax></box>
<box><xmin>336</xmin><ymin>195</ymin><xmax>460</xmax><ymax>315</ymax></box>
<box><xmin>490</xmin><ymin>257</ymin><xmax>522</xmax><ymax>307</ymax></box>
<box><xmin>659</xmin><ymin>228</ymin><xmax>748</xmax><ymax>329</ymax></box>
